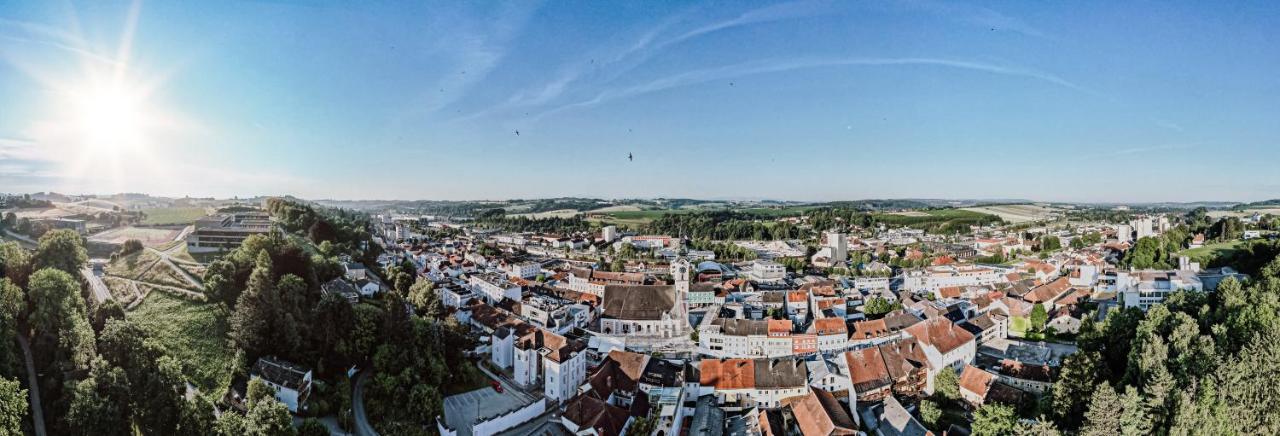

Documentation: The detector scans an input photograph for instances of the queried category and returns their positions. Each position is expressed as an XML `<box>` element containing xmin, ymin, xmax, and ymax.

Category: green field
<box><xmin>139</xmin><ymin>207</ymin><xmax>209</xmax><ymax>226</ymax></box>
<box><xmin>129</xmin><ymin>291</ymin><xmax>232</xmax><ymax>394</ymax></box>
<box><xmin>1179</xmin><ymin>240</ymin><xmax>1249</xmax><ymax>266</ymax></box>
<box><xmin>1009</xmin><ymin>316</ymin><xmax>1030</xmax><ymax>337</ymax></box>
<box><xmin>105</xmin><ymin>250</ymin><xmax>163</xmax><ymax>279</ymax></box>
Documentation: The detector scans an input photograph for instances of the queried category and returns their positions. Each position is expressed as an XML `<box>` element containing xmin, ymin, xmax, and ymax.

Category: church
<box><xmin>598</xmin><ymin>259</ymin><xmax>692</xmax><ymax>338</ymax></box>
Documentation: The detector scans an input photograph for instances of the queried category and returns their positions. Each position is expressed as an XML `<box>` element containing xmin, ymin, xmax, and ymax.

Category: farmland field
<box><xmin>962</xmin><ymin>204</ymin><xmax>1058</xmax><ymax>223</ymax></box>
<box><xmin>89</xmin><ymin>226</ymin><xmax>181</xmax><ymax>246</ymax></box>
<box><xmin>128</xmin><ymin>291</ymin><xmax>232</xmax><ymax>394</ymax></box>
<box><xmin>1207</xmin><ymin>208</ymin><xmax>1280</xmax><ymax>219</ymax></box>
<box><xmin>139</xmin><ymin>207</ymin><xmax>209</xmax><ymax>225</ymax></box>
<box><xmin>1179</xmin><ymin>240</ymin><xmax>1249</xmax><ymax>266</ymax></box>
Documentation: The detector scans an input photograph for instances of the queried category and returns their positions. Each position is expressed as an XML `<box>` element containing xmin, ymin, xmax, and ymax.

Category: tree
<box><xmin>246</xmin><ymin>378</ymin><xmax>274</xmax><ymax>409</ymax></box>
<box><xmin>972</xmin><ymin>403</ymin><xmax>1018</xmax><ymax>436</ymax></box>
<box><xmin>119</xmin><ymin>239</ymin><xmax>144</xmax><ymax>256</ymax></box>
<box><xmin>864</xmin><ymin>297</ymin><xmax>901</xmax><ymax>319</ymax></box>
<box><xmin>408</xmin><ymin>279</ymin><xmax>443</xmax><ymax>320</ymax></box>
<box><xmin>0</xmin><ymin>378</ymin><xmax>26</xmax><ymax>436</ymax></box>
<box><xmin>0</xmin><ymin>279</ymin><xmax>22</xmax><ymax>377</ymax></box>
<box><xmin>1070</xmin><ymin>237</ymin><xmax>1086</xmax><ymax>250</ymax></box>
<box><xmin>1051</xmin><ymin>351</ymin><xmax>1106</xmax><ymax>430</ymax></box>
<box><xmin>298</xmin><ymin>418</ymin><xmax>330</xmax><ymax>436</ymax></box>
<box><xmin>1118</xmin><ymin>385</ymin><xmax>1152</xmax><ymax>435</ymax></box>
<box><xmin>0</xmin><ymin>242</ymin><xmax>33</xmax><ymax>287</ymax></box>
<box><xmin>244</xmin><ymin>398</ymin><xmax>296</xmax><ymax>436</ymax></box>
<box><xmin>918</xmin><ymin>398</ymin><xmax>943</xmax><ymax>430</ymax></box>
<box><xmin>934</xmin><ymin>366</ymin><xmax>960</xmax><ymax>402</ymax></box>
<box><xmin>1081</xmin><ymin>383</ymin><xmax>1122</xmax><ymax>436</ymax></box>
<box><xmin>1040</xmin><ymin>235</ymin><xmax>1061</xmax><ymax>252</ymax></box>
<box><xmin>1030</xmin><ymin>303</ymin><xmax>1049</xmax><ymax>333</ymax></box>
<box><xmin>65</xmin><ymin>359</ymin><xmax>131</xmax><ymax>436</ymax></box>
<box><xmin>31</xmin><ymin>229</ymin><xmax>87</xmax><ymax>275</ymax></box>
<box><xmin>231</xmin><ymin>251</ymin><xmax>278</xmax><ymax>358</ymax></box>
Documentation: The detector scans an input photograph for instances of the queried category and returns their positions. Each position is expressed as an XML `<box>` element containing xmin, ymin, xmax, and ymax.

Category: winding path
<box><xmin>17</xmin><ymin>336</ymin><xmax>46</xmax><ymax>436</ymax></box>
<box><xmin>351</xmin><ymin>371</ymin><xmax>380</xmax><ymax>436</ymax></box>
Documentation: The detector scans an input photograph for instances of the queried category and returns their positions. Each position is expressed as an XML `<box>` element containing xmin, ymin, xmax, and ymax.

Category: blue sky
<box><xmin>1</xmin><ymin>1</ymin><xmax>1279</xmax><ymax>202</ymax></box>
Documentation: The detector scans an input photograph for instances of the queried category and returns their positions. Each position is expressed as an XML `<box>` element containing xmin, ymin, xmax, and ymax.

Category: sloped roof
<box><xmin>515</xmin><ymin>328</ymin><xmax>586</xmax><ymax>363</ymax></box>
<box><xmin>958</xmin><ymin>364</ymin><xmax>994</xmax><ymax>400</ymax></box>
<box><xmin>905</xmin><ymin>317</ymin><xmax>975</xmax><ymax>356</ymax></box>
<box><xmin>782</xmin><ymin>387</ymin><xmax>858</xmax><ymax>436</ymax></box>
<box><xmin>814</xmin><ymin>318</ymin><xmax>847</xmax><ymax>336</ymax></box>
<box><xmin>700</xmin><ymin>359</ymin><xmax>756</xmax><ymax>390</ymax></box>
<box><xmin>252</xmin><ymin>356</ymin><xmax>310</xmax><ymax>390</ymax></box>
<box><xmin>600</xmin><ymin>285</ymin><xmax>676</xmax><ymax>320</ymax></box>
<box><xmin>1023</xmin><ymin>277</ymin><xmax>1072</xmax><ymax>303</ymax></box>
<box><xmin>562</xmin><ymin>394</ymin><xmax>630</xmax><ymax>436</ymax></box>
<box><xmin>844</xmin><ymin>348</ymin><xmax>892</xmax><ymax>393</ymax></box>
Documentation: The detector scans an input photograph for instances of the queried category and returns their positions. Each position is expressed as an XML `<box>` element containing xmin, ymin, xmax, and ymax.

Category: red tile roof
<box><xmin>905</xmin><ymin>317</ymin><xmax>975</xmax><ymax>355</ymax></box>
<box><xmin>700</xmin><ymin>359</ymin><xmax>756</xmax><ymax>390</ymax></box>
<box><xmin>958</xmin><ymin>364</ymin><xmax>994</xmax><ymax>401</ymax></box>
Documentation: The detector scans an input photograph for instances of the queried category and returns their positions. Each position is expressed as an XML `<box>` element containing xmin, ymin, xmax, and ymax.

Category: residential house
<box><xmin>250</xmin><ymin>357</ymin><xmax>313</xmax><ymax>413</ymax></box>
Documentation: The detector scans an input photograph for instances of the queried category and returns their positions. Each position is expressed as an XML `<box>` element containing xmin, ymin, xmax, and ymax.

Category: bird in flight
<box><xmin>514</xmin><ymin>130</ymin><xmax>520</xmax><ymax>136</ymax></box>
<box><xmin>628</xmin><ymin>153</ymin><xmax>633</xmax><ymax>161</ymax></box>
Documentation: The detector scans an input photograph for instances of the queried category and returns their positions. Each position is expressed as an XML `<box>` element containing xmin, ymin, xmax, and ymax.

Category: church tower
<box><xmin>670</xmin><ymin>258</ymin><xmax>692</xmax><ymax>335</ymax></box>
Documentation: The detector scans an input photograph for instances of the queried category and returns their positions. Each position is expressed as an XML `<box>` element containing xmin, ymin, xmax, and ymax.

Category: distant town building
<box><xmin>186</xmin><ymin>211</ymin><xmax>272</xmax><ymax>253</ymax></box>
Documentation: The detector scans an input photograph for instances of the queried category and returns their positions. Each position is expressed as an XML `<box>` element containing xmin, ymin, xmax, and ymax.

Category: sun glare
<box><xmin>73</xmin><ymin>81</ymin><xmax>147</xmax><ymax>152</ymax></box>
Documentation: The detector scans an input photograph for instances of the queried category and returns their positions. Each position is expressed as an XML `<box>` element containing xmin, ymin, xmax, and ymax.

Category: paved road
<box><xmin>1</xmin><ymin>229</ymin><xmax>37</xmax><ymax>249</ymax></box>
<box><xmin>17</xmin><ymin>336</ymin><xmax>46</xmax><ymax>436</ymax></box>
<box><xmin>80</xmin><ymin>267</ymin><xmax>112</xmax><ymax>305</ymax></box>
<box><xmin>351</xmin><ymin>371</ymin><xmax>379</xmax><ymax>436</ymax></box>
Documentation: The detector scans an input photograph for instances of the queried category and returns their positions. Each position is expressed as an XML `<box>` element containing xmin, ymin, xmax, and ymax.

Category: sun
<box><xmin>72</xmin><ymin>80</ymin><xmax>148</xmax><ymax>153</ymax></box>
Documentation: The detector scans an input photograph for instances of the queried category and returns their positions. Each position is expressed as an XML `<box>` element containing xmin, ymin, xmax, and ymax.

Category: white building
<box><xmin>505</xmin><ymin>262</ymin><xmax>541</xmax><ymax>279</ymax></box>
<box><xmin>1115</xmin><ymin>269</ymin><xmax>1204</xmax><ymax>311</ymax></box>
<box><xmin>513</xmin><ymin>328</ymin><xmax>588</xmax><ymax>402</ymax></box>
<box><xmin>469</xmin><ymin>273</ymin><xmax>522</xmax><ymax>304</ymax></box>
<box><xmin>901</xmin><ymin>265</ymin><xmax>1007</xmax><ymax>293</ymax></box>
<box><xmin>748</xmin><ymin>260</ymin><xmax>786</xmax><ymax>283</ymax></box>
<box><xmin>250</xmin><ymin>357</ymin><xmax>312</xmax><ymax>413</ymax></box>
<box><xmin>598</xmin><ymin>259</ymin><xmax>691</xmax><ymax>338</ymax></box>
<box><xmin>698</xmin><ymin>358</ymin><xmax>810</xmax><ymax>409</ymax></box>
<box><xmin>903</xmin><ymin>318</ymin><xmax>977</xmax><ymax>395</ymax></box>
<box><xmin>601</xmin><ymin>225</ymin><xmax>619</xmax><ymax>243</ymax></box>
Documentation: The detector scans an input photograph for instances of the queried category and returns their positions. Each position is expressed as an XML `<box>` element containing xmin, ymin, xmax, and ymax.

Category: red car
<box><xmin>490</xmin><ymin>380</ymin><xmax>503</xmax><ymax>393</ymax></box>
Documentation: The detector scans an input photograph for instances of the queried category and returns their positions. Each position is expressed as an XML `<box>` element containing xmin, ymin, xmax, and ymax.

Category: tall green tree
<box><xmin>971</xmin><ymin>403</ymin><xmax>1018</xmax><ymax>436</ymax></box>
<box><xmin>0</xmin><ymin>242</ymin><xmax>32</xmax><ymax>288</ymax></box>
<box><xmin>1081</xmin><ymin>383</ymin><xmax>1122</xmax><ymax>436</ymax></box>
<box><xmin>231</xmin><ymin>251</ymin><xmax>278</xmax><ymax>358</ymax></box>
<box><xmin>31</xmin><ymin>229</ymin><xmax>87</xmax><ymax>275</ymax></box>
<box><xmin>934</xmin><ymin>366</ymin><xmax>960</xmax><ymax>402</ymax></box>
<box><xmin>0</xmin><ymin>377</ymin><xmax>26</xmax><ymax>436</ymax></box>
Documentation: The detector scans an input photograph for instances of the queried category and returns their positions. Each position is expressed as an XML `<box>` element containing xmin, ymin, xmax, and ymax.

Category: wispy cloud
<box><xmin>1075</xmin><ymin>144</ymin><xmax>1196</xmax><ymax>161</ymax></box>
<box><xmin>484</xmin><ymin>1</ymin><xmax>829</xmax><ymax>117</ymax></box>
<box><xmin>532</xmin><ymin>56</ymin><xmax>1100</xmax><ymax>121</ymax></box>
<box><xmin>895</xmin><ymin>0</ymin><xmax>1051</xmax><ymax>39</ymax></box>
<box><xmin>1150</xmin><ymin>117</ymin><xmax>1185</xmax><ymax>132</ymax></box>
<box><xmin>421</xmin><ymin>2</ymin><xmax>541</xmax><ymax>114</ymax></box>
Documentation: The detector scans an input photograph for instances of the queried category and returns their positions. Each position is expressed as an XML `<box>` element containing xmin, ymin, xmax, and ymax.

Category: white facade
<box><xmin>469</xmin><ymin>274</ymin><xmax>522</xmax><ymax>304</ymax></box>
<box><xmin>1116</xmin><ymin>270</ymin><xmax>1204</xmax><ymax>311</ymax></box>
<box><xmin>602</xmin><ymin>225</ymin><xmax>619</xmax><ymax>243</ymax></box>
<box><xmin>901</xmin><ymin>265</ymin><xmax>1006</xmax><ymax>293</ymax></box>
<box><xmin>748</xmin><ymin>260</ymin><xmax>786</xmax><ymax>282</ymax></box>
<box><xmin>506</xmin><ymin>262</ymin><xmax>541</xmax><ymax>279</ymax></box>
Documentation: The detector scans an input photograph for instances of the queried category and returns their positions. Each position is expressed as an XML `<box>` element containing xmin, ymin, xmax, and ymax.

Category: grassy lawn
<box><xmin>128</xmin><ymin>290</ymin><xmax>233</xmax><ymax>395</ymax></box>
<box><xmin>140</xmin><ymin>207</ymin><xmax>209</xmax><ymax>226</ymax></box>
<box><xmin>1179</xmin><ymin>240</ymin><xmax>1248</xmax><ymax>266</ymax></box>
<box><xmin>1009</xmin><ymin>316</ymin><xmax>1030</xmax><ymax>337</ymax></box>
<box><xmin>138</xmin><ymin>262</ymin><xmax>198</xmax><ymax>290</ymax></box>
<box><xmin>103</xmin><ymin>277</ymin><xmax>140</xmax><ymax>306</ymax></box>
<box><xmin>105</xmin><ymin>250</ymin><xmax>162</xmax><ymax>279</ymax></box>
